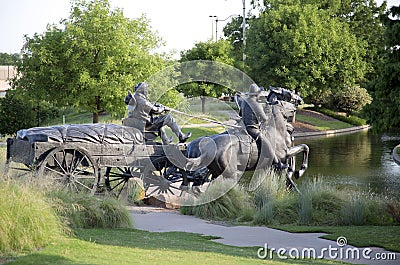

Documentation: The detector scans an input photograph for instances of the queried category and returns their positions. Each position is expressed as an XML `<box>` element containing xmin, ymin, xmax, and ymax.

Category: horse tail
<box><xmin>185</xmin><ymin>137</ymin><xmax>217</xmax><ymax>171</ymax></box>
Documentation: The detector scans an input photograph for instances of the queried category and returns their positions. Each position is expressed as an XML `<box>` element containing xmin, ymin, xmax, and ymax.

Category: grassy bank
<box><xmin>311</xmin><ymin>108</ymin><xmax>367</xmax><ymax>126</ymax></box>
<box><xmin>7</xmin><ymin>228</ymin><xmax>342</xmax><ymax>265</ymax></box>
<box><xmin>273</xmin><ymin>225</ymin><xmax>400</xmax><ymax>253</ymax></box>
<box><xmin>296</xmin><ymin>113</ymin><xmax>351</xmax><ymax>131</ymax></box>
<box><xmin>1</xmin><ymin>176</ymin><xmax>338</xmax><ymax>264</ymax></box>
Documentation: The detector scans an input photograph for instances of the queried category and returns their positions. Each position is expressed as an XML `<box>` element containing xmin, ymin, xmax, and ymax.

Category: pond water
<box><xmin>295</xmin><ymin>130</ymin><xmax>400</xmax><ymax>199</ymax></box>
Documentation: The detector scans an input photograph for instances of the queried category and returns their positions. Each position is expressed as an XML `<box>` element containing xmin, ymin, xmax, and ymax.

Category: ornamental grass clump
<box><xmin>297</xmin><ymin>179</ymin><xmax>344</xmax><ymax>225</ymax></box>
<box><xmin>253</xmin><ymin>170</ymin><xmax>297</xmax><ymax>225</ymax></box>
<box><xmin>339</xmin><ymin>191</ymin><xmax>392</xmax><ymax>226</ymax></box>
<box><xmin>180</xmin><ymin>178</ymin><xmax>255</xmax><ymax>221</ymax></box>
<box><xmin>48</xmin><ymin>190</ymin><xmax>133</xmax><ymax>229</ymax></box>
<box><xmin>0</xmin><ymin>180</ymin><xmax>63</xmax><ymax>255</ymax></box>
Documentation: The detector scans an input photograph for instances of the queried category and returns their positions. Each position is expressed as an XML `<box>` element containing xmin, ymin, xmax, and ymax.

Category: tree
<box><xmin>332</xmin><ymin>85</ymin><xmax>372</xmax><ymax>114</ymax></box>
<box><xmin>0</xmin><ymin>87</ymin><xmax>61</xmax><ymax>135</ymax></box>
<box><xmin>0</xmin><ymin>91</ymin><xmax>36</xmax><ymax>136</ymax></box>
<box><xmin>179</xmin><ymin>40</ymin><xmax>235</xmax><ymax>113</ymax></box>
<box><xmin>246</xmin><ymin>2</ymin><xmax>367</xmax><ymax>102</ymax></box>
<box><xmin>299</xmin><ymin>0</ymin><xmax>386</xmax><ymax>83</ymax></box>
<box><xmin>364</xmin><ymin>5</ymin><xmax>400</xmax><ymax>130</ymax></box>
<box><xmin>0</xmin><ymin>53</ymin><xmax>19</xmax><ymax>65</ymax></box>
<box><xmin>12</xmin><ymin>0</ymin><xmax>165</xmax><ymax>123</ymax></box>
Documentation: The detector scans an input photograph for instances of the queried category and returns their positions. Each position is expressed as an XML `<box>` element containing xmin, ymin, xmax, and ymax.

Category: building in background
<box><xmin>0</xmin><ymin>65</ymin><xmax>16</xmax><ymax>97</ymax></box>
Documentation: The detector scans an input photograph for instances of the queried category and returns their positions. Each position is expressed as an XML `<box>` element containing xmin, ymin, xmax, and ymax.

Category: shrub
<box><xmin>0</xmin><ymin>91</ymin><xmax>59</xmax><ymax>136</ymax></box>
<box><xmin>298</xmin><ymin>180</ymin><xmax>344</xmax><ymax>225</ymax></box>
<box><xmin>180</xmin><ymin>178</ymin><xmax>255</xmax><ymax>221</ymax></box>
<box><xmin>308</xmin><ymin>88</ymin><xmax>333</xmax><ymax>107</ymax></box>
<box><xmin>387</xmin><ymin>201</ymin><xmax>400</xmax><ymax>223</ymax></box>
<box><xmin>0</xmin><ymin>180</ymin><xmax>63</xmax><ymax>255</ymax></box>
<box><xmin>253</xmin><ymin>176</ymin><xmax>394</xmax><ymax>226</ymax></box>
<box><xmin>332</xmin><ymin>85</ymin><xmax>372</xmax><ymax>114</ymax></box>
<box><xmin>339</xmin><ymin>192</ymin><xmax>393</xmax><ymax>226</ymax></box>
<box><xmin>48</xmin><ymin>190</ymin><xmax>133</xmax><ymax>229</ymax></box>
<box><xmin>253</xmin><ymin>170</ymin><xmax>297</xmax><ymax>225</ymax></box>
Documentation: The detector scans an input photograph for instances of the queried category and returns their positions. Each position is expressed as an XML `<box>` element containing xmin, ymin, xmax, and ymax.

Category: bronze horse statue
<box><xmin>185</xmin><ymin>87</ymin><xmax>309</xmax><ymax>191</ymax></box>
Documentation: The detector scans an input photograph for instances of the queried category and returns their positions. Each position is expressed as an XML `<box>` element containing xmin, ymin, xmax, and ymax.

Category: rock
<box><xmin>143</xmin><ymin>194</ymin><xmax>182</xmax><ymax>209</ymax></box>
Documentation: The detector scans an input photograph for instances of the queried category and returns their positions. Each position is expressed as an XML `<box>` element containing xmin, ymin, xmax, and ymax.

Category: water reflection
<box><xmin>295</xmin><ymin>130</ymin><xmax>400</xmax><ymax>198</ymax></box>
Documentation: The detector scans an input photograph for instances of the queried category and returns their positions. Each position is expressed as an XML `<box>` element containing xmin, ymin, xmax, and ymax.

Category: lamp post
<box><xmin>214</xmin><ymin>14</ymin><xmax>239</xmax><ymax>41</ymax></box>
<box><xmin>242</xmin><ymin>0</ymin><xmax>246</xmax><ymax>63</ymax></box>
<box><xmin>209</xmin><ymin>15</ymin><xmax>217</xmax><ymax>40</ymax></box>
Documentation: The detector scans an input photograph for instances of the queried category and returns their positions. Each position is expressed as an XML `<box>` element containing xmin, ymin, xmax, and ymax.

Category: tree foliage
<box><xmin>246</xmin><ymin>2</ymin><xmax>367</xmax><ymax>101</ymax></box>
<box><xmin>12</xmin><ymin>0</ymin><xmax>165</xmax><ymax>123</ymax></box>
<box><xmin>0</xmin><ymin>91</ymin><xmax>58</xmax><ymax>135</ymax></box>
<box><xmin>0</xmin><ymin>53</ymin><xmax>19</xmax><ymax>65</ymax></box>
<box><xmin>332</xmin><ymin>85</ymin><xmax>372</xmax><ymax>114</ymax></box>
<box><xmin>364</xmin><ymin>5</ymin><xmax>400</xmax><ymax>130</ymax></box>
<box><xmin>296</xmin><ymin>0</ymin><xmax>387</xmax><ymax>83</ymax></box>
<box><xmin>179</xmin><ymin>40</ymin><xmax>235</xmax><ymax>113</ymax></box>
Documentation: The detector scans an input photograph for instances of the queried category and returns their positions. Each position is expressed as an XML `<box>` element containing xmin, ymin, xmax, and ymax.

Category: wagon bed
<box><xmin>6</xmin><ymin>123</ymin><xmax>188</xmax><ymax>196</ymax></box>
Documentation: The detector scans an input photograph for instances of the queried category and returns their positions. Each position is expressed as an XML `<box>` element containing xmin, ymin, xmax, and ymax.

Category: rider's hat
<box><xmin>248</xmin><ymin>84</ymin><xmax>261</xmax><ymax>95</ymax></box>
<box><xmin>134</xmin><ymin>82</ymin><xmax>148</xmax><ymax>91</ymax></box>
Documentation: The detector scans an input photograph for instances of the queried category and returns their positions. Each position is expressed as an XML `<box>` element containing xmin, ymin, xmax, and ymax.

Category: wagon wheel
<box><xmin>143</xmin><ymin>156</ymin><xmax>186</xmax><ymax>197</ymax></box>
<box><xmin>104</xmin><ymin>167</ymin><xmax>143</xmax><ymax>197</ymax></box>
<box><xmin>37</xmin><ymin>146</ymin><xmax>99</xmax><ymax>195</ymax></box>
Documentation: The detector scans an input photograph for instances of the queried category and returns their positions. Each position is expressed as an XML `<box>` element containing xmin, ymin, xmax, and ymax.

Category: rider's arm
<box><xmin>251</xmin><ymin>100</ymin><xmax>269</xmax><ymax>125</ymax></box>
<box><xmin>148</xmin><ymin>101</ymin><xmax>165</xmax><ymax>114</ymax></box>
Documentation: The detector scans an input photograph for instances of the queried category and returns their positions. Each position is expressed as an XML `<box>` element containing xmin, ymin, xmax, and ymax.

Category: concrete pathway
<box><xmin>129</xmin><ymin>206</ymin><xmax>399</xmax><ymax>265</ymax></box>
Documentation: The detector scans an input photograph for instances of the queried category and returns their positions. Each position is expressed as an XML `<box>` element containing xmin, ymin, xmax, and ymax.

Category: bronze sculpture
<box><xmin>123</xmin><ymin>82</ymin><xmax>191</xmax><ymax>144</ymax></box>
<box><xmin>185</xmin><ymin>85</ymin><xmax>309</xmax><ymax>191</ymax></box>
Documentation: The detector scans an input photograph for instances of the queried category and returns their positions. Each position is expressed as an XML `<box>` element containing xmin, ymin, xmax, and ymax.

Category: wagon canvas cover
<box><xmin>16</xmin><ymin>124</ymin><xmax>144</xmax><ymax>145</ymax></box>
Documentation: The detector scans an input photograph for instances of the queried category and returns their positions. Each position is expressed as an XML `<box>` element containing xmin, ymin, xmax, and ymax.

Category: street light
<box><xmin>214</xmin><ymin>14</ymin><xmax>239</xmax><ymax>41</ymax></box>
<box><xmin>209</xmin><ymin>15</ymin><xmax>217</xmax><ymax>40</ymax></box>
<box><xmin>242</xmin><ymin>0</ymin><xmax>246</xmax><ymax>63</ymax></box>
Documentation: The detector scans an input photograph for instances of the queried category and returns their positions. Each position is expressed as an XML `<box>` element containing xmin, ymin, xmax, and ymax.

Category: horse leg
<box><xmin>285</xmin><ymin>156</ymin><xmax>300</xmax><ymax>192</ymax></box>
<box><xmin>286</xmin><ymin>144</ymin><xmax>309</xmax><ymax>179</ymax></box>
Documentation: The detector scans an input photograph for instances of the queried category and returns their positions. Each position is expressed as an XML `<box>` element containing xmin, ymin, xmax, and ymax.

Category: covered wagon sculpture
<box><xmin>5</xmin><ymin>86</ymin><xmax>309</xmax><ymax>199</ymax></box>
<box><xmin>6</xmin><ymin>123</ymin><xmax>197</xmax><ymax>196</ymax></box>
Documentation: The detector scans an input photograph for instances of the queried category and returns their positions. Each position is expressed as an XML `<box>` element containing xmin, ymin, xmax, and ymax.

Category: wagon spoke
<box><xmin>70</xmin><ymin>155</ymin><xmax>89</xmax><ymax>174</ymax></box>
<box><xmin>62</xmin><ymin>149</ymin><xmax>69</xmax><ymax>172</ymax></box>
<box><xmin>116</xmin><ymin>181</ymin><xmax>127</xmax><ymax>197</ymax></box>
<box><xmin>146</xmin><ymin>186</ymin><xmax>161</xmax><ymax>197</ymax></box>
<box><xmin>68</xmin><ymin>149</ymin><xmax>77</xmax><ymax>173</ymax></box>
<box><xmin>43</xmin><ymin>165</ymin><xmax>66</xmax><ymax>176</ymax></box>
<box><xmin>73</xmin><ymin>165</ymin><xmax>94</xmax><ymax>176</ymax></box>
<box><xmin>71</xmin><ymin>180</ymin><xmax>81</xmax><ymax>192</ymax></box>
<box><xmin>169</xmin><ymin>185</ymin><xmax>181</xmax><ymax>191</ymax></box>
<box><xmin>110</xmin><ymin>178</ymin><xmax>126</xmax><ymax>190</ymax></box>
<box><xmin>167</xmin><ymin>187</ymin><xmax>175</xmax><ymax>195</ymax></box>
<box><xmin>74</xmin><ymin>179</ymin><xmax>93</xmax><ymax>191</ymax></box>
<box><xmin>107</xmin><ymin>175</ymin><xmax>126</xmax><ymax>182</ymax></box>
<box><xmin>52</xmin><ymin>154</ymin><xmax>68</xmax><ymax>175</ymax></box>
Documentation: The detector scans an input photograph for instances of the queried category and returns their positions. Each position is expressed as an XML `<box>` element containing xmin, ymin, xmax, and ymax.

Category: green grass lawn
<box><xmin>272</xmin><ymin>225</ymin><xmax>400</xmax><ymax>253</ymax></box>
<box><xmin>5</xmin><ymin>228</ymin><xmax>342</xmax><ymax>265</ymax></box>
<box><xmin>296</xmin><ymin>114</ymin><xmax>352</xmax><ymax>131</ymax></box>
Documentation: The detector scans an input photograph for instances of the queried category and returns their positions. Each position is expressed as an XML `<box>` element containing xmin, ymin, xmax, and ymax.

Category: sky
<box><xmin>0</xmin><ymin>0</ymin><xmax>399</xmax><ymax>57</ymax></box>
<box><xmin>0</xmin><ymin>0</ymin><xmax>252</xmax><ymax>57</ymax></box>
